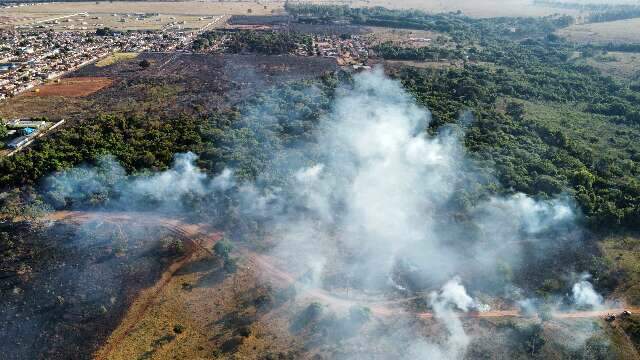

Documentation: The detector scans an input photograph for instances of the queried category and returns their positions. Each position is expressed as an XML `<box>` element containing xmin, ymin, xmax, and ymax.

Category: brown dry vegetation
<box><xmin>0</xmin><ymin>1</ymin><xmax>283</xmax><ymax>28</ymax></box>
<box><xmin>0</xmin><ymin>53</ymin><xmax>337</xmax><ymax>121</ymax></box>
<box><xmin>25</xmin><ymin>77</ymin><xmax>113</xmax><ymax>97</ymax></box>
<box><xmin>582</xmin><ymin>52</ymin><xmax>640</xmax><ymax>80</ymax></box>
<box><xmin>557</xmin><ymin>18</ymin><xmax>640</xmax><ymax>45</ymax></box>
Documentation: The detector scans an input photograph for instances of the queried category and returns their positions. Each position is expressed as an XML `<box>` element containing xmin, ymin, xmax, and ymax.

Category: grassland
<box><xmin>579</xmin><ymin>51</ymin><xmax>640</xmax><ymax>80</ymax></box>
<box><xmin>522</xmin><ymin>100</ymin><xmax>640</xmax><ymax>164</ymax></box>
<box><xmin>27</xmin><ymin>77</ymin><xmax>113</xmax><ymax>97</ymax></box>
<box><xmin>0</xmin><ymin>1</ymin><xmax>282</xmax><ymax>29</ymax></box>
<box><xmin>557</xmin><ymin>17</ymin><xmax>640</xmax><ymax>45</ymax></box>
<box><xmin>96</xmin><ymin>52</ymin><xmax>139</xmax><ymax>67</ymax></box>
<box><xmin>601</xmin><ymin>235</ymin><xmax>640</xmax><ymax>306</ymax></box>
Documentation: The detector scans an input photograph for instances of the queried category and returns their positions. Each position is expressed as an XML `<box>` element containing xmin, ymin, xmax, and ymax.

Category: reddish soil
<box><xmin>24</xmin><ymin>77</ymin><xmax>113</xmax><ymax>97</ymax></box>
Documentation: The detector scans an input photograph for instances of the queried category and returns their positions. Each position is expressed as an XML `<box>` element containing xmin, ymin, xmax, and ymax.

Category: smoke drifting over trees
<box><xmin>39</xmin><ymin>70</ymin><xmax>612</xmax><ymax>358</ymax></box>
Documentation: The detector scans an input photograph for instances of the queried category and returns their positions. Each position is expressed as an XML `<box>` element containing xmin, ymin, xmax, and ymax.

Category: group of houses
<box><xmin>0</xmin><ymin>29</ymin><xmax>198</xmax><ymax>100</ymax></box>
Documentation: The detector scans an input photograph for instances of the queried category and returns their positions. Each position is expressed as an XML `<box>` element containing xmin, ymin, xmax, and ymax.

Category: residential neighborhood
<box><xmin>0</xmin><ymin>15</ymin><xmax>223</xmax><ymax>100</ymax></box>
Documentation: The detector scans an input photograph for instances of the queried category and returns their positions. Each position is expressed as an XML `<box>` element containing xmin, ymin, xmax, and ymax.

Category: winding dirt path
<box><xmin>47</xmin><ymin>210</ymin><xmax>638</xmax><ymax>358</ymax></box>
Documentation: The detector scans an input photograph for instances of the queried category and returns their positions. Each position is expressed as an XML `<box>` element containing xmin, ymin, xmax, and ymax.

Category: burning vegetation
<box><xmin>2</xmin><ymin>3</ymin><xmax>640</xmax><ymax>359</ymax></box>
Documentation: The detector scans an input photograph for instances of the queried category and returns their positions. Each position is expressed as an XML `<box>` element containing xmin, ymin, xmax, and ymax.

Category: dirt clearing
<box><xmin>558</xmin><ymin>18</ymin><xmax>640</xmax><ymax>45</ymax></box>
<box><xmin>25</xmin><ymin>77</ymin><xmax>113</xmax><ymax>97</ymax></box>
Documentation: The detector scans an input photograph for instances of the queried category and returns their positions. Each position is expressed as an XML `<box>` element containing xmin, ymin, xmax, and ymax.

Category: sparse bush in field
<box><xmin>349</xmin><ymin>305</ymin><xmax>371</xmax><ymax>324</ymax></box>
<box><xmin>291</xmin><ymin>302</ymin><xmax>324</xmax><ymax>332</ymax></box>
<box><xmin>223</xmin><ymin>257</ymin><xmax>238</xmax><ymax>273</ymax></box>
<box><xmin>221</xmin><ymin>336</ymin><xmax>244</xmax><ymax>353</ymax></box>
<box><xmin>161</xmin><ymin>237</ymin><xmax>185</xmax><ymax>257</ymax></box>
<box><xmin>173</xmin><ymin>324</ymin><xmax>185</xmax><ymax>334</ymax></box>
<box><xmin>237</xmin><ymin>326</ymin><xmax>251</xmax><ymax>337</ymax></box>
<box><xmin>214</xmin><ymin>239</ymin><xmax>232</xmax><ymax>259</ymax></box>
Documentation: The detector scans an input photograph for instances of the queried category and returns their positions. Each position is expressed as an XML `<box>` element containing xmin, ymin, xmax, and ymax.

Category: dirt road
<box><xmin>48</xmin><ymin>211</ymin><xmax>222</xmax><ymax>360</ymax></box>
<box><xmin>49</xmin><ymin>211</ymin><xmax>636</xmax><ymax>329</ymax></box>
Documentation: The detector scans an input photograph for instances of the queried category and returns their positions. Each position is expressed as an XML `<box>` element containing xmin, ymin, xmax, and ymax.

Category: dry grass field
<box><xmin>581</xmin><ymin>52</ymin><xmax>640</xmax><ymax>79</ymax></box>
<box><xmin>0</xmin><ymin>0</ymin><xmax>580</xmax><ymax>28</ymax></box>
<box><xmin>26</xmin><ymin>77</ymin><xmax>114</xmax><ymax>97</ymax></box>
<box><xmin>95</xmin><ymin>53</ymin><xmax>139</xmax><ymax>67</ymax></box>
<box><xmin>0</xmin><ymin>1</ymin><xmax>283</xmax><ymax>29</ymax></box>
<box><xmin>557</xmin><ymin>18</ymin><xmax>640</xmax><ymax>45</ymax></box>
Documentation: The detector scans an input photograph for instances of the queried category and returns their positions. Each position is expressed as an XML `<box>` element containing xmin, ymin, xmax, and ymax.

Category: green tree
<box><xmin>214</xmin><ymin>239</ymin><xmax>232</xmax><ymax>259</ymax></box>
<box><xmin>0</xmin><ymin>122</ymin><xmax>7</xmax><ymax>139</ymax></box>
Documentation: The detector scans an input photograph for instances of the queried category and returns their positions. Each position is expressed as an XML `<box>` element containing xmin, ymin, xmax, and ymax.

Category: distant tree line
<box><xmin>193</xmin><ymin>30</ymin><xmax>312</xmax><ymax>55</ymax></box>
<box><xmin>534</xmin><ymin>0</ymin><xmax>640</xmax><ymax>23</ymax></box>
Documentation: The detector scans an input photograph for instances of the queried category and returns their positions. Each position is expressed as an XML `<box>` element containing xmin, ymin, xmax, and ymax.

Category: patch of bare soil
<box><xmin>24</xmin><ymin>77</ymin><xmax>113</xmax><ymax>97</ymax></box>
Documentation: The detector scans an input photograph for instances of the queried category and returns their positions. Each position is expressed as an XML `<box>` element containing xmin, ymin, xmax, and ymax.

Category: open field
<box><xmin>0</xmin><ymin>53</ymin><xmax>337</xmax><ymax>120</ymax></box>
<box><xmin>0</xmin><ymin>1</ymin><xmax>282</xmax><ymax>29</ymax></box>
<box><xmin>580</xmin><ymin>51</ymin><xmax>640</xmax><ymax>80</ymax></box>
<box><xmin>24</xmin><ymin>77</ymin><xmax>113</xmax><ymax>97</ymax></box>
<box><xmin>557</xmin><ymin>18</ymin><xmax>640</xmax><ymax>45</ymax></box>
<box><xmin>96</xmin><ymin>52</ymin><xmax>139</xmax><ymax>67</ymax></box>
<box><xmin>27</xmin><ymin>13</ymin><xmax>223</xmax><ymax>32</ymax></box>
<box><xmin>367</xmin><ymin>26</ymin><xmax>449</xmax><ymax>47</ymax></box>
<box><xmin>601</xmin><ymin>235</ymin><xmax>640</xmax><ymax>306</ymax></box>
<box><xmin>0</xmin><ymin>0</ymin><xmax>580</xmax><ymax>27</ymax></box>
<box><xmin>46</xmin><ymin>212</ymin><xmax>639</xmax><ymax>359</ymax></box>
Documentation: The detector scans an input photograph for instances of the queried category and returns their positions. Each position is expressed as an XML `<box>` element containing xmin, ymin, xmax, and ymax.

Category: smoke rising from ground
<box><xmin>572</xmin><ymin>274</ymin><xmax>604</xmax><ymax>309</ymax></box>
<box><xmin>44</xmin><ymin>152</ymin><xmax>233</xmax><ymax>213</ymax></box>
<box><xmin>39</xmin><ymin>69</ymin><xmax>609</xmax><ymax>358</ymax></box>
<box><xmin>234</xmin><ymin>69</ymin><xmax>599</xmax><ymax>358</ymax></box>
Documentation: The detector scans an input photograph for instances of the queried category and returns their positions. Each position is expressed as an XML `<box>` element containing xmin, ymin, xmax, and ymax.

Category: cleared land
<box><xmin>0</xmin><ymin>53</ymin><xmax>337</xmax><ymax>120</ymax></box>
<box><xmin>96</xmin><ymin>52</ymin><xmax>139</xmax><ymax>67</ymax></box>
<box><xmin>25</xmin><ymin>77</ymin><xmax>113</xmax><ymax>97</ymax></box>
<box><xmin>601</xmin><ymin>235</ymin><xmax>640</xmax><ymax>306</ymax></box>
<box><xmin>0</xmin><ymin>0</ymin><xmax>579</xmax><ymax>27</ymax></box>
<box><xmin>558</xmin><ymin>18</ymin><xmax>640</xmax><ymax>45</ymax></box>
<box><xmin>581</xmin><ymin>51</ymin><xmax>640</xmax><ymax>79</ymax></box>
<box><xmin>0</xmin><ymin>1</ymin><xmax>283</xmax><ymax>29</ymax></box>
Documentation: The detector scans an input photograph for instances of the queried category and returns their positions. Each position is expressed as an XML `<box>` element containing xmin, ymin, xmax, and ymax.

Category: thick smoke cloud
<box><xmin>572</xmin><ymin>274</ymin><xmax>604</xmax><ymax>309</ymax></box>
<box><xmin>39</xmin><ymin>69</ymin><xmax>609</xmax><ymax>358</ymax></box>
<box><xmin>233</xmin><ymin>69</ymin><xmax>600</xmax><ymax>358</ymax></box>
<box><xmin>44</xmin><ymin>152</ymin><xmax>233</xmax><ymax>212</ymax></box>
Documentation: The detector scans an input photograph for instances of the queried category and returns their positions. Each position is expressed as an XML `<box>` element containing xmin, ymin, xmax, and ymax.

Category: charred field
<box><xmin>0</xmin><ymin>214</ymin><xmax>191</xmax><ymax>360</ymax></box>
<box><xmin>0</xmin><ymin>52</ymin><xmax>337</xmax><ymax>121</ymax></box>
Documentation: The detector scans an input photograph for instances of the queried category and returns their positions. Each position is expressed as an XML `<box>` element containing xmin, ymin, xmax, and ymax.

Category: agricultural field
<box><xmin>0</xmin><ymin>1</ymin><xmax>281</xmax><ymax>30</ymax></box>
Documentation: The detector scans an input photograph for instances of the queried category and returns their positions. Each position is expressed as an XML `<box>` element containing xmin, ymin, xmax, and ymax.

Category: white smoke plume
<box><xmin>572</xmin><ymin>274</ymin><xmax>604</xmax><ymax>309</ymax></box>
<box><xmin>44</xmin><ymin>152</ymin><xmax>233</xmax><ymax>212</ymax></box>
<box><xmin>38</xmin><ymin>69</ymin><xmax>601</xmax><ymax>358</ymax></box>
<box><xmin>242</xmin><ymin>69</ymin><xmax>586</xmax><ymax>357</ymax></box>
